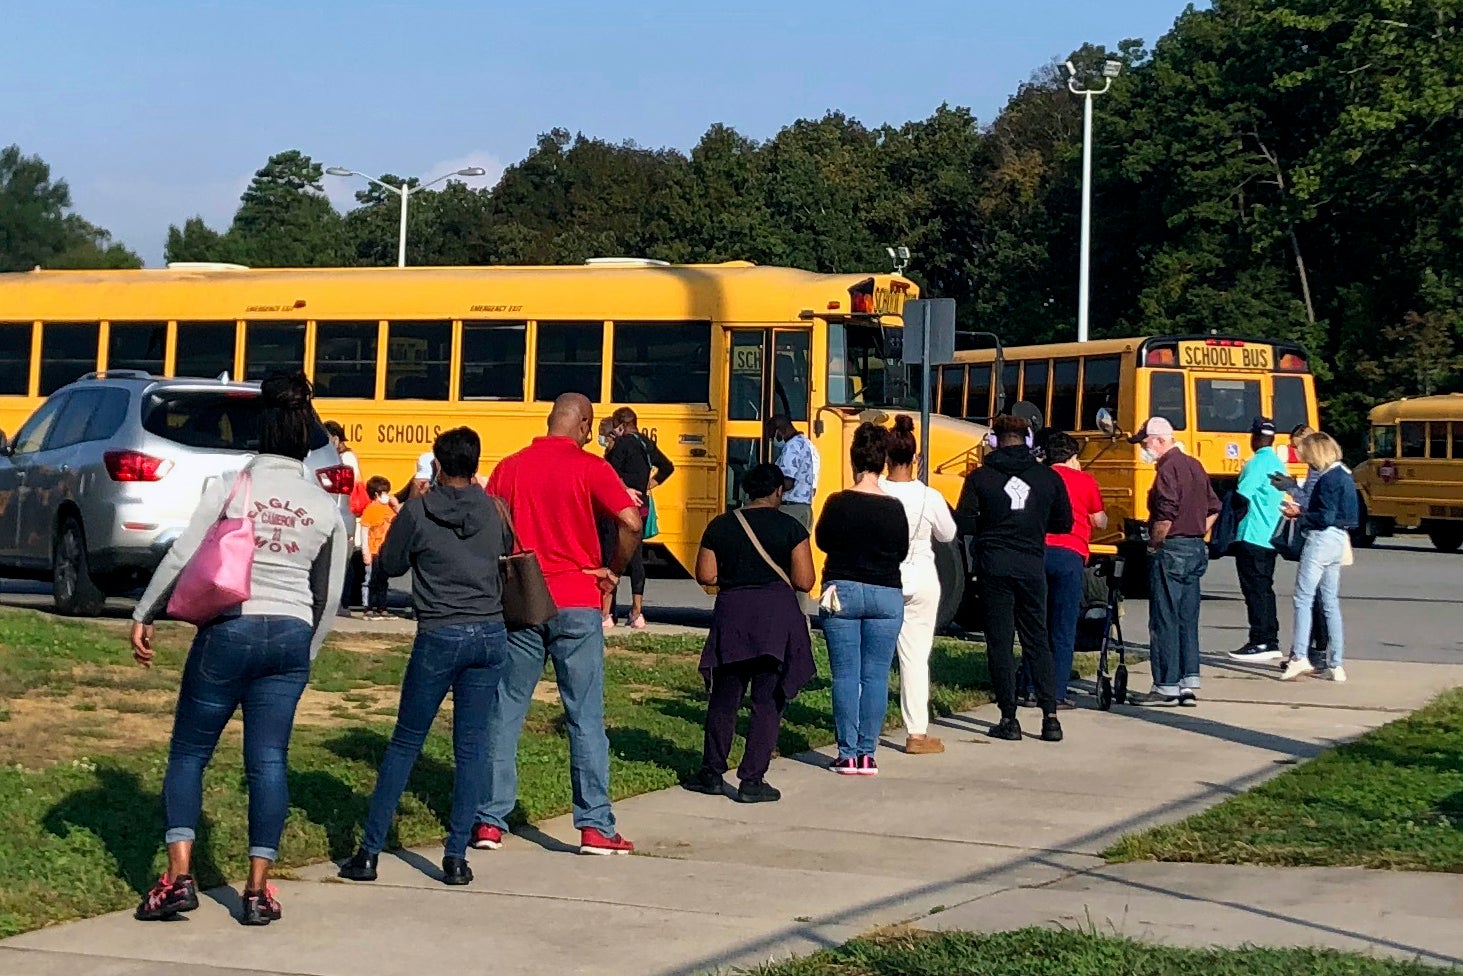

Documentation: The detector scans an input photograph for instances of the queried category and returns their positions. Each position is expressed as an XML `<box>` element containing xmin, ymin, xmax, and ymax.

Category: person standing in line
<box><xmin>325</xmin><ymin>421</ymin><xmax>365</xmax><ymax>616</ymax></box>
<box><xmin>1130</xmin><ymin>416</ymin><xmax>1220</xmax><ymax>705</ymax></box>
<box><xmin>773</xmin><ymin>414</ymin><xmax>820</xmax><ymax>533</ymax></box>
<box><xmin>815</xmin><ymin>422</ymin><xmax>908</xmax><ymax>775</ymax></box>
<box><xmin>685</xmin><ymin>463</ymin><xmax>817</xmax><ymax>802</ymax></box>
<box><xmin>955</xmin><ymin>415</ymin><xmax>1073</xmax><ymax>743</ymax></box>
<box><xmin>358</xmin><ymin>476</ymin><xmax>399</xmax><ymax>620</ymax></box>
<box><xmin>472</xmin><ymin>393</ymin><xmax>643</xmax><ymax>856</ymax></box>
<box><xmin>877</xmin><ymin>416</ymin><xmax>958</xmax><ymax>755</ymax></box>
<box><xmin>1228</xmin><ymin>417</ymin><xmax>1288</xmax><ymax>664</ymax></box>
<box><xmin>601</xmin><ymin>406</ymin><xmax>675</xmax><ymax>631</ymax></box>
<box><xmin>1040</xmin><ymin>432</ymin><xmax>1107</xmax><ymax>708</ymax></box>
<box><xmin>1280</xmin><ymin>432</ymin><xmax>1358</xmax><ymax>683</ymax></box>
<box><xmin>339</xmin><ymin>428</ymin><xmax>513</xmax><ymax>887</ymax></box>
<box><xmin>1274</xmin><ymin>423</ymin><xmax>1329</xmax><ymax>671</ymax></box>
<box><xmin>130</xmin><ymin>372</ymin><xmax>348</xmax><ymax>926</ymax></box>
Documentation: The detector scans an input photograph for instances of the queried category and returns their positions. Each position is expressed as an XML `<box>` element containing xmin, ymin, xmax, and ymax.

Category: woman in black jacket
<box><xmin>601</xmin><ymin>406</ymin><xmax>674</xmax><ymax>630</ymax></box>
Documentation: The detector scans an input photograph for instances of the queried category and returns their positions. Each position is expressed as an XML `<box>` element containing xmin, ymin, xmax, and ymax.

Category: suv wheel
<box><xmin>54</xmin><ymin>516</ymin><xmax>106</xmax><ymax>617</ymax></box>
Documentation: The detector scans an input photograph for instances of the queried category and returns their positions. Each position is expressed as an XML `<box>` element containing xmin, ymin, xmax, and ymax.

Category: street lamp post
<box><xmin>1065</xmin><ymin>59</ymin><xmax>1122</xmax><ymax>343</ymax></box>
<box><xmin>324</xmin><ymin>165</ymin><xmax>488</xmax><ymax>267</ymax></box>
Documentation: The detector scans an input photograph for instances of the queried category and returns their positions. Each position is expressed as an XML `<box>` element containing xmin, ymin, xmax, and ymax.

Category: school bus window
<box><xmin>966</xmin><ymin>363</ymin><xmax>992</xmax><ymax>421</ymax></box>
<box><xmin>460</xmin><ymin>322</ymin><xmax>526</xmax><ymax>401</ymax></box>
<box><xmin>1195</xmin><ymin>378</ymin><xmax>1259</xmax><ymax>433</ymax></box>
<box><xmin>1400</xmin><ymin>421</ymin><xmax>1425</xmax><ymax>458</ymax></box>
<box><xmin>1080</xmin><ymin>355</ymin><xmax>1120</xmax><ymax>430</ymax></box>
<box><xmin>536</xmin><ymin>322</ymin><xmax>604</xmax><ymax>402</ymax></box>
<box><xmin>1150</xmin><ymin>372</ymin><xmax>1187</xmax><ymax>430</ymax></box>
<box><xmin>386</xmin><ymin>321</ymin><xmax>451</xmax><ymax>401</ymax></box>
<box><xmin>108</xmin><ymin>322</ymin><xmax>166</xmax><ymax>375</ymax></box>
<box><xmin>0</xmin><ymin>322</ymin><xmax>33</xmax><ymax>395</ymax></box>
<box><xmin>1000</xmin><ymin>362</ymin><xmax>1019</xmax><ymax>415</ymax></box>
<box><xmin>175</xmin><ymin>321</ymin><xmax>237</xmax><ymax>380</ymax></box>
<box><xmin>314</xmin><ymin>321</ymin><xmax>379</xmax><ymax>399</ymax></box>
<box><xmin>1372</xmin><ymin>425</ymin><xmax>1396</xmax><ymax>458</ymax></box>
<box><xmin>612</xmin><ymin>321</ymin><xmax>711</xmax><ymax>404</ymax></box>
<box><xmin>1429</xmin><ymin>422</ymin><xmax>1449</xmax><ymax>459</ymax></box>
<box><xmin>938</xmin><ymin>365</ymin><xmax>963</xmax><ymax>418</ymax></box>
<box><xmin>1452</xmin><ymin>425</ymin><xmax>1463</xmax><ymax>462</ymax></box>
<box><xmin>1272</xmin><ymin>374</ymin><xmax>1309</xmax><ymax>433</ymax></box>
<box><xmin>1049</xmin><ymin>358</ymin><xmax>1078</xmax><ymax>431</ymax></box>
<box><xmin>243</xmin><ymin>321</ymin><xmax>305</xmax><ymax>382</ymax></box>
<box><xmin>772</xmin><ymin>331</ymin><xmax>809</xmax><ymax>421</ymax></box>
<box><xmin>1021</xmin><ymin>359</ymin><xmax>1049</xmax><ymax>418</ymax></box>
<box><xmin>40</xmin><ymin>322</ymin><xmax>100</xmax><ymax>395</ymax></box>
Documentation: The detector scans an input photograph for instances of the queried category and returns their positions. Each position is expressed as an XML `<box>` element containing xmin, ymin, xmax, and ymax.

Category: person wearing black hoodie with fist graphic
<box><xmin>955</xmin><ymin>415</ymin><xmax>1073</xmax><ymax>744</ymax></box>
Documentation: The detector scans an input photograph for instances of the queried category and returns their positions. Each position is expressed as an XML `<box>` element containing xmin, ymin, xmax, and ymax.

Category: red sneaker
<box><xmin>470</xmin><ymin>823</ymin><xmax>504</xmax><ymax>850</ymax></box>
<box><xmin>579</xmin><ymin>827</ymin><xmax>634</xmax><ymax>855</ymax></box>
<box><xmin>856</xmin><ymin>755</ymin><xmax>879</xmax><ymax>776</ymax></box>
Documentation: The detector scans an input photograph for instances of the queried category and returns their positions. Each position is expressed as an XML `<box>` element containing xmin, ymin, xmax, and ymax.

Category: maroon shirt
<box><xmin>1148</xmin><ymin>449</ymin><xmax>1220</xmax><ymax>539</ymax></box>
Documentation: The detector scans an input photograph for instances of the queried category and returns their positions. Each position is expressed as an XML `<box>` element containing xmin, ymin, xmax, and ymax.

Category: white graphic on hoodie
<box><xmin>1004</xmin><ymin>477</ymin><xmax>1031</xmax><ymax>511</ymax></box>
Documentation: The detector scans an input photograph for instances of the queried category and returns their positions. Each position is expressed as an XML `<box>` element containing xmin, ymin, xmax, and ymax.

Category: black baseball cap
<box><xmin>1251</xmin><ymin>416</ymin><xmax>1276</xmax><ymax>436</ymax></box>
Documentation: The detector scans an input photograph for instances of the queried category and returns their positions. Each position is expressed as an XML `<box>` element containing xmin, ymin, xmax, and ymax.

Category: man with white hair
<box><xmin>1131</xmin><ymin>416</ymin><xmax>1219</xmax><ymax>705</ymax></box>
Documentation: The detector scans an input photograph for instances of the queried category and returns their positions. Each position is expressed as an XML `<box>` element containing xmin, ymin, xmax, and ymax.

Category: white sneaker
<box><xmin>1327</xmin><ymin>666</ymin><xmax>1347</xmax><ymax>683</ymax></box>
<box><xmin>1280</xmin><ymin>657</ymin><xmax>1313</xmax><ymax>681</ymax></box>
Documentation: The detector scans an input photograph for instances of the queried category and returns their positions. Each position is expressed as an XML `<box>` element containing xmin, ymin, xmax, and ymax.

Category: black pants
<box><xmin>343</xmin><ymin>548</ymin><xmax>366</xmax><ymax>609</ymax></box>
<box><xmin>367</xmin><ymin>560</ymin><xmax>390</xmax><ymax>613</ymax></box>
<box><xmin>983</xmin><ymin>568</ymin><xmax>1057</xmax><ymax>717</ymax></box>
<box><xmin>702</xmin><ymin>659</ymin><xmax>785</xmax><ymax>784</ymax></box>
<box><xmin>599</xmin><ymin>523</ymin><xmax>647</xmax><ymax>598</ymax></box>
<box><xmin>1233</xmin><ymin>542</ymin><xmax>1279</xmax><ymax>648</ymax></box>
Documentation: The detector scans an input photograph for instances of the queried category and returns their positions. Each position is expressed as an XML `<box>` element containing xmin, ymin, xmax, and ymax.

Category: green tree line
<box><xmin>3</xmin><ymin>0</ymin><xmax>1459</xmax><ymax>444</ymax></box>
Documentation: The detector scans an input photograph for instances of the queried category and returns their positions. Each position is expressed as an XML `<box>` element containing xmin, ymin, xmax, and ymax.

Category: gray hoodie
<box><xmin>379</xmin><ymin>483</ymin><xmax>512</xmax><ymax>631</ymax></box>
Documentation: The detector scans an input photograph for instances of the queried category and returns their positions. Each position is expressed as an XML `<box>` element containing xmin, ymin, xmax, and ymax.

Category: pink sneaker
<box><xmin>629</xmin><ymin>614</ymin><xmax>647</xmax><ymax>630</ymax></box>
<box><xmin>601</xmin><ymin>615</ymin><xmax>615</xmax><ymax>633</ymax></box>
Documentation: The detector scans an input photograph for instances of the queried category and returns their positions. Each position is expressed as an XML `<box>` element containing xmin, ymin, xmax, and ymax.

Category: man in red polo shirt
<box><xmin>472</xmin><ymin>393</ymin><xmax>643</xmax><ymax>856</ymax></box>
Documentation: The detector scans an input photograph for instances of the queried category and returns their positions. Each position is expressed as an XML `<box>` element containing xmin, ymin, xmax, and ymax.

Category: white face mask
<box><xmin>597</xmin><ymin>434</ymin><xmax>609</xmax><ymax>448</ymax></box>
<box><xmin>1139</xmin><ymin>446</ymin><xmax>1158</xmax><ymax>465</ymax></box>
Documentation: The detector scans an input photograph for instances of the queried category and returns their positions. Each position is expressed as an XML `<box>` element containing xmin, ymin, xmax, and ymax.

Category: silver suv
<box><xmin>0</xmin><ymin>371</ymin><xmax>356</xmax><ymax>616</ymax></box>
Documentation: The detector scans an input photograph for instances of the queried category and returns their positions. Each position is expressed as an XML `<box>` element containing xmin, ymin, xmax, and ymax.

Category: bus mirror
<box><xmin>813</xmin><ymin>418</ymin><xmax>825</xmax><ymax>437</ymax></box>
<box><xmin>1096</xmin><ymin>408</ymin><xmax>1117</xmax><ymax>437</ymax></box>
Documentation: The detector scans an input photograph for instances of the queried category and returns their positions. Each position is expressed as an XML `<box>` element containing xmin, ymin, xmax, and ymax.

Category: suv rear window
<box><xmin>142</xmin><ymin>390</ymin><xmax>328</xmax><ymax>452</ymax></box>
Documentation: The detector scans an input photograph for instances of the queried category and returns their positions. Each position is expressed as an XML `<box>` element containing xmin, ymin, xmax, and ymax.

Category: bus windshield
<box><xmin>827</xmin><ymin>321</ymin><xmax>916</xmax><ymax>408</ymax></box>
<box><xmin>1195</xmin><ymin>377</ymin><xmax>1262</xmax><ymax>432</ymax></box>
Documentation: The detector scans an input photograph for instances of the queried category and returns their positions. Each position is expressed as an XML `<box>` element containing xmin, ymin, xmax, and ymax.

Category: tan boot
<box><xmin>905</xmin><ymin>734</ymin><xmax>945</xmax><ymax>755</ymax></box>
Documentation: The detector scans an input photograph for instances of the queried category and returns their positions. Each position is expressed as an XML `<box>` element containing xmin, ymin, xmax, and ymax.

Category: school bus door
<box><xmin>722</xmin><ymin>328</ymin><xmax>811</xmax><ymax>510</ymax></box>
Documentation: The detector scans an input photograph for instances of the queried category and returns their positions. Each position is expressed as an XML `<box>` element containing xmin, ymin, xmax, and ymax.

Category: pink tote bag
<box><xmin>166</xmin><ymin>469</ymin><xmax>256</xmax><ymax>626</ymax></box>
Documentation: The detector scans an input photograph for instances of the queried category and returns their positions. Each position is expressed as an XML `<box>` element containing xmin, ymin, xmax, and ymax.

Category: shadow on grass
<box><xmin>649</xmin><ymin>695</ymin><xmax>819</xmax><ymax>766</ymax></box>
<box><xmin>608</xmin><ymin>725</ymin><xmax>703</xmax><ymax>778</ymax></box>
<box><xmin>320</xmin><ymin>728</ymin><xmax>458</xmax><ymax>853</ymax></box>
<box><xmin>42</xmin><ymin>766</ymin><xmax>223</xmax><ymax>894</ymax></box>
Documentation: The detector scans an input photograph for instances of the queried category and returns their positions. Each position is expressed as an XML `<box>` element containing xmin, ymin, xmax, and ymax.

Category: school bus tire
<box><xmin>1425</xmin><ymin>521</ymin><xmax>1463</xmax><ymax>554</ymax></box>
<box><xmin>1351</xmin><ymin>499</ymin><xmax>1377</xmax><ymax>549</ymax></box>
<box><xmin>934</xmin><ymin>537</ymin><xmax>969</xmax><ymax>632</ymax></box>
<box><xmin>1118</xmin><ymin>543</ymin><xmax>1151</xmax><ymax>599</ymax></box>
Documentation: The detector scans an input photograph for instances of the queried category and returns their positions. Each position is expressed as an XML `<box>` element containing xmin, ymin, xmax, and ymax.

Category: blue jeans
<box><xmin>1045</xmin><ymin>547</ymin><xmax>1085</xmax><ymax>701</ymax></box>
<box><xmin>820</xmin><ymin>580</ymin><xmax>904</xmax><ymax>759</ymax></box>
<box><xmin>361</xmin><ymin>621</ymin><xmax>509</xmax><ymax>859</ymax></box>
<box><xmin>163</xmin><ymin>615</ymin><xmax>311</xmax><ymax>862</ymax></box>
<box><xmin>1291</xmin><ymin>527</ymin><xmax>1346</xmax><ymax>669</ymax></box>
<box><xmin>1147</xmin><ymin>537</ymin><xmax>1208</xmax><ymax>696</ymax></box>
<box><xmin>476</xmin><ymin>608</ymin><xmax>615</xmax><ymax>834</ymax></box>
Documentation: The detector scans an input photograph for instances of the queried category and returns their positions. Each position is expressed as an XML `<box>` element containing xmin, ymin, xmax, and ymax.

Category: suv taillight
<box><xmin>104</xmin><ymin>451</ymin><xmax>173</xmax><ymax>482</ymax></box>
<box><xmin>317</xmin><ymin>464</ymin><xmax>355</xmax><ymax>495</ymax></box>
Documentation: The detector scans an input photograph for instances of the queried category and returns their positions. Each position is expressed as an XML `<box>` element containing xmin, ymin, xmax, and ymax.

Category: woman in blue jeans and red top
<box><xmin>815</xmin><ymin>422</ymin><xmax>909</xmax><ymax>775</ymax></box>
<box><xmin>130</xmin><ymin>372</ymin><xmax>349</xmax><ymax>926</ymax></box>
<box><xmin>339</xmin><ymin>427</ymin><xmax>513</xmax><ymax>887</ymax></box>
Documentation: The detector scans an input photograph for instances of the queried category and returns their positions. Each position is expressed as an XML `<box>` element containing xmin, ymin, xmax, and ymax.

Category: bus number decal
<box><xmin>378</xmin><ymin>423</ymin><xmax>444</xmax><ymax>445</ymax></box>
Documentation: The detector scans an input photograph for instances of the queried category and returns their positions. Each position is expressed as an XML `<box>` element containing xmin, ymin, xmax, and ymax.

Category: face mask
<box><xmin>1140</xmin><ymin>446</ymin><xmax>1157</xmax><ymax>465</ymax></box>
<box><xmin>597</xmin><ymin>435</ymin><xmax>609</xmax><ymax>448</ymax></box>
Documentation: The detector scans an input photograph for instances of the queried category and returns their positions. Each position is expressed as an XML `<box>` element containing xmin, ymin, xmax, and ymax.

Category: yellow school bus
<box><xmin>0</xmin><ymin>260</ymin><xmax>993</xmax><ymax>624</ymax></box>
<box><xmin>1352</xmin><ymin>395</ymin><xmax>1463</xmax><ymax>551</ymax></box>
<box><xmin>941</xmin><ymin>334</ymin><xmax>1317</xmax><ymax>562</ymax></box>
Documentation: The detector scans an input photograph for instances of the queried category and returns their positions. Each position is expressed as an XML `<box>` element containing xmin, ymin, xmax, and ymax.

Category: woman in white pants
<box><xmin>878</xmin><ymin>416</ymin><xmax>958</xmax><ymax>754</ymax></box>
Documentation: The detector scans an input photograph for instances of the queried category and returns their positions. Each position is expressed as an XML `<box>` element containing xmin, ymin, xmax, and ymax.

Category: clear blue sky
<box><xmin>3</xmin><ymin>0</ymin><xmax>1202</xmax><ymax>266</ymax></box>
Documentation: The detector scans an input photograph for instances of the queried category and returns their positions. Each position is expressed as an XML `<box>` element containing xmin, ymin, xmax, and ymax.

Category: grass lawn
<box><xmin>739</xmin><ymin>928</ymin><xmax>1449</xmax><ymax>975</ymax></box>
<box><xmin>1106</xmin><ymin>687</ymin><xmax>1463</xmax><ymax>872</ymax></box>
<box><xmin>0</xmin><ymin>607</ymin><xmax>1023</xmax><ymax>937</ymax></box>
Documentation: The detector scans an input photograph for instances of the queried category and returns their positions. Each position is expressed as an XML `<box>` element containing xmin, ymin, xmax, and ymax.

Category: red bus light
<box><xmin>103</xmin><ymin>451</ymin><xmax>173</xmax><ymax>482</ymax></box>
<box><xmin>1278</xmin><ymin>353</ymin><xmax>1308</xmax><ymax>372</ymax></box>
<box><xmin>316</xmin><ymin>464</ymin><xmax>355</xmax><ymax>495</ymax></box>
<box><xmin>1146</xmin><ymin>348</ymin><xmax>1176</xmax><ymax>367</ymax></box>
<box><xmin>850</xmin><ymin>291</ymin><xmax>874</xmax><ymax>314</ymax></box>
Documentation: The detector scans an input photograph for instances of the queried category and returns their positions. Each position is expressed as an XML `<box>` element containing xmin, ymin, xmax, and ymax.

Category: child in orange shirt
<box><xmin>360</xmin><ymin>476</ymin><xmax>399</xmax><ymax>619</ymax></box>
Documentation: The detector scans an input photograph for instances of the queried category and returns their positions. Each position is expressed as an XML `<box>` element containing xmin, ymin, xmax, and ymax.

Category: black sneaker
<box><xmin>135</xmin><ymin>874</ymin><xmax>199</xmax><ymax>920</ymax></box>
<box><xmin>1040</xmin><ymin>715</ymin><xmax>1064</xmax><ymax>742</ymax></box>
<box><xmin>240</xmin><ymin>885</ymin><xmax>282</xmax><ymax>926</ymax></box>
<box><xmin>338</xmin><ymin>848</ymin><xmax>379</xmax><ymax>882</ymax></box>
<box><xmin>683</xmin><ymin>768</ymin><xmax>728</xmax><ymax>796</ymax></box>
<box><xmin>1130</xmin><ymin>690</ymin><xmax>1181</xmax><ymax>706</ymax></box>
<box><xmin>987</xmin><ymin>717</ymin><xmax>1023</xmax><ymax>741</ymax></box>
<box><xmin>735</xmin><ymin>780</ymin><xmax>782</xmax><ymax>803</ymax></box>
<box><xmin>1178</xmin><ymin>689</ymin><xmax>1198</xmax><ymax>707</ymax></box>
<box><xmin>1228</xmin><ymin>643</ymin><xmax>1282</xmax><ymax>662</ymax></box>
<box><xmin>441</xmin><ymin>855</ymin><xmax>473</xmax><ymax>886</ymax></box>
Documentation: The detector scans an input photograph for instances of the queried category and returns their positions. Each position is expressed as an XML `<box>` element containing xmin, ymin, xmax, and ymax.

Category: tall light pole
<box><xmin>1066</xmin><ymin>59</ymin><xmax>1122</xmax><ymax>342</ymax></box>
<box><xmin>324</xmin><ymin>166</ymin><xmax>488</xmax><ymax>267</ymax></box>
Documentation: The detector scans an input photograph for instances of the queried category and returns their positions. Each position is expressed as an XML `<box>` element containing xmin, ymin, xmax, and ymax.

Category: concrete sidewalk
<box><xmin>4</xmin><ymin>656</ymin><xmax>1463</xmax><ymax>976</ymax></box>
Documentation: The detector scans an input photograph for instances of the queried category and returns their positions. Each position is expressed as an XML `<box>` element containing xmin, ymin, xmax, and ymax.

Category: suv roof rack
<box><xmin>79</xmin><ymin>370</ymin><xmax>153</xmax><ymax>381</ymax></box>
<box><xmin>584</xmin><ymin>257</ymin><xmax>670</xmax><ymax>267</ymax></box>
<box><xmin>165</xmin><ymin>262</ymin><xmax>251</xmax><ymax>271</ymax></box>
